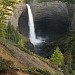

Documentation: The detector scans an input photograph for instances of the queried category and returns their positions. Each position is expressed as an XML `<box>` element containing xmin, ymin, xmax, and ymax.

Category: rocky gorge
<box><xmin>9</xmin><ymin>1</ymin><xmax>75</xmax><ymax>57</ymax></box>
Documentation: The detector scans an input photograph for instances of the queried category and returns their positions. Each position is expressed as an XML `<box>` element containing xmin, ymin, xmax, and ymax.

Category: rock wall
<box><xmin>8</xmin><ymin>2</ymin><xmax>26</xmax><ymax>27</ymax></box>
<box><xmin>18</xmin><ymin>1</ymin><xmax>70</xmax><ymax>42</ymax></box>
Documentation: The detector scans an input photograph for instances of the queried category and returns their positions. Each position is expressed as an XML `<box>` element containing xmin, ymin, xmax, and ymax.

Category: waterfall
<box><xmin>26</xmin><ymin>4</ymin><xmax>43</xmax><ymax>46</ymax></box>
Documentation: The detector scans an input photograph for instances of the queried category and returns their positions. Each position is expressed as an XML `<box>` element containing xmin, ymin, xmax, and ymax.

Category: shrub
<box><xmin>0</xmin><ymin>57</ymin><xmax>14</xmax><ymax>72</ymax></box>
<box><xmin>6</xmin><ymin>22</ymin><xmax>20</xmax><ymax>44</ymax></box>
<box><xmin>72</xmin><ymin>70</ymin><xmax>75</xmax><ymax>75</ymax></box>
<box><xmin>25</xmin><ymin>67</ymin><xmax>51</xmax><ymax>75</ymax></box>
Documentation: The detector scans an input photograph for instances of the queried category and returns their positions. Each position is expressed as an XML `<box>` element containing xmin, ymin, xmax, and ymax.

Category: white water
<box><xmin>26</xmin><ymin>4</ymin><xmax>43</xmax><ymax>45</ymax></box>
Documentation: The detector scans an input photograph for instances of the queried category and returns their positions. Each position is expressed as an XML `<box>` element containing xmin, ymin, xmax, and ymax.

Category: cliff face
<box><xmin>8</xmin><ymin>2</ymin><xmax>26</xmax><ymax>27</ymax></box>
<box><xmin>18</xmin><ymin>2</ymin><xmax>70</xmax><ymax>42</ymax></box>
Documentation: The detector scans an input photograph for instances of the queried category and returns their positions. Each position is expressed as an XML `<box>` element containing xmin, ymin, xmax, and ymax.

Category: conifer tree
<box><xmin>50</xmin><ymin>47</ymin><xmax>64</xmax><ymax>66</ymax></box>
<box><xmin>6</xmin><ymin>22</ymin><xmax>20</xmax><ymax>43</ymax></box>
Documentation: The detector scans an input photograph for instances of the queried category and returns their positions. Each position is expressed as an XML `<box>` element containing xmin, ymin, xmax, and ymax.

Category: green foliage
<box><xmin>0</xmin><ymin>20</ymin><xmax>6</xmax><ymax>38</ymax></box>
<box><xmin>18</xmin><ymin>39</ymin><xmax>24</xmax><ymax>47</ymax></box>
<box><xmin>50</xmin><ymin>47</ymin><xmax>64</xmax><ymax>66</ymax></box>
<box><xmin>26</xmin><ymin>0</ymin><xmax>33</xmax><ymax>3</ymax></box>
<box><xmin>6</xmin><ymin>22</ymin><xmax>29</xmax><ymax>47</ymax></box>
<box><xmin>63</xmin><ymin>30</ymin><xmax>75</xmax><ymax>69</ymax></box>
<box><xmin>38</xmin><ymin>0</ymin><xmax>50</xmax><ymax>3</ymax></box>
<box><xmin>25</xmin><ymin>67</ymin><xmax>51</xmax><ymax>75</ymax></box>
<box><xmin>0</xmin><ymin>57</ymin><xmax>13</xmax><ymax>72</ymax></box>
<box><xmin>51</xmin><ymin>30</ymin><xmax>75</xmax><ymax>74</ymax></box>
<box><xmin>6</xmin><ymin>22</ymin><xmax>20</xmax><ymax>44</ymax></box>
<box><xmin>0</xmin><ymin>8</ymin><xmax>6</xmax><ymax>38</ymax></box>
<box><xmin>64</xmin><ymin>65</ymin><xmax>70</xmax><ymax>75</ymax></box>
<box><xmin>0</xmin><ymin>0</ymin><xmax>16</xmax><ymax>7</ymax></box>
<box><xmin>61</xmin><ymin>30</ymin><xmax>75</xmax><ymax>74</ymax></box>
<box><xmin>17</xmin><ymin>33</ymin><xmax>28</xmax><ymax>47</ymax></box>
<box><xmin>72</xmin><ymin>70</ymin><xmax>75</xmax><ymax>75</ymax></box>
<box><xmin>0</xmin><ymin>0</ymin><xmax>17</xmax><ymax>39</ymax></box>
<box><xmin>60</xmin><ymin>0</ymin><xmax>75</xmax><ymax>3</ymax></box>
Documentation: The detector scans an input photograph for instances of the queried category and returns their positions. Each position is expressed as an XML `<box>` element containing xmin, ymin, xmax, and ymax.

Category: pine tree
<box><xmin>50</xmin><ymin>47</ymin><xmax>64</xmax><ymax>66</ymax></box>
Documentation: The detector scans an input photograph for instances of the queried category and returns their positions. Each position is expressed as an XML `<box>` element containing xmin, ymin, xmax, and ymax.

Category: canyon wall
<box><xmin>18</xmin><ymin>2</ymin><xmax>70</xmax><ymax>42</ymax></box>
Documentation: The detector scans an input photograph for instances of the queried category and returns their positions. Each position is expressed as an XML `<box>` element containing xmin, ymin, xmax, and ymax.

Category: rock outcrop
<box><xmin>8</xmin><ymin>2</ymin><xmax>26</xmax><ymax>27</ymax></box>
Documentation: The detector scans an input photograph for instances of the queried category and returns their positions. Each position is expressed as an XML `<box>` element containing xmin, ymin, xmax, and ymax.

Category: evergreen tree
<box><xmin>26</xmin><ymin>0</ymin><xmax>33</xmax><ymax>3</ymax></box>
<box><xmin>50</xmin><ymin>47</ymin><xmax>64</xmax><ymax>66</ymax></box>
<box><xmin>6</xmin><ymin>22</ymin><xmax>20</xmax><ymax>44</ymax></box>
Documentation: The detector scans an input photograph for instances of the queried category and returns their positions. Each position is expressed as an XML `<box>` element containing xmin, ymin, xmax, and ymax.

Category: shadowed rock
<box><xmin>18</xmin><ymin>2</ymin><xmax>70</xmax><ymax>42</ymax></box>
<box><xmin>18</xmin><ymin>2</ymin><xmax>70</xmax><ymax>57</ymax></box>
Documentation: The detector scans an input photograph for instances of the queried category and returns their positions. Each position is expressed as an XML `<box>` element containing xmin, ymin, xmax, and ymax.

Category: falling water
<box><xmin>26</xmin><ymin>4</ymin><xmax>43</xmax><ymax>46</ymax></box>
